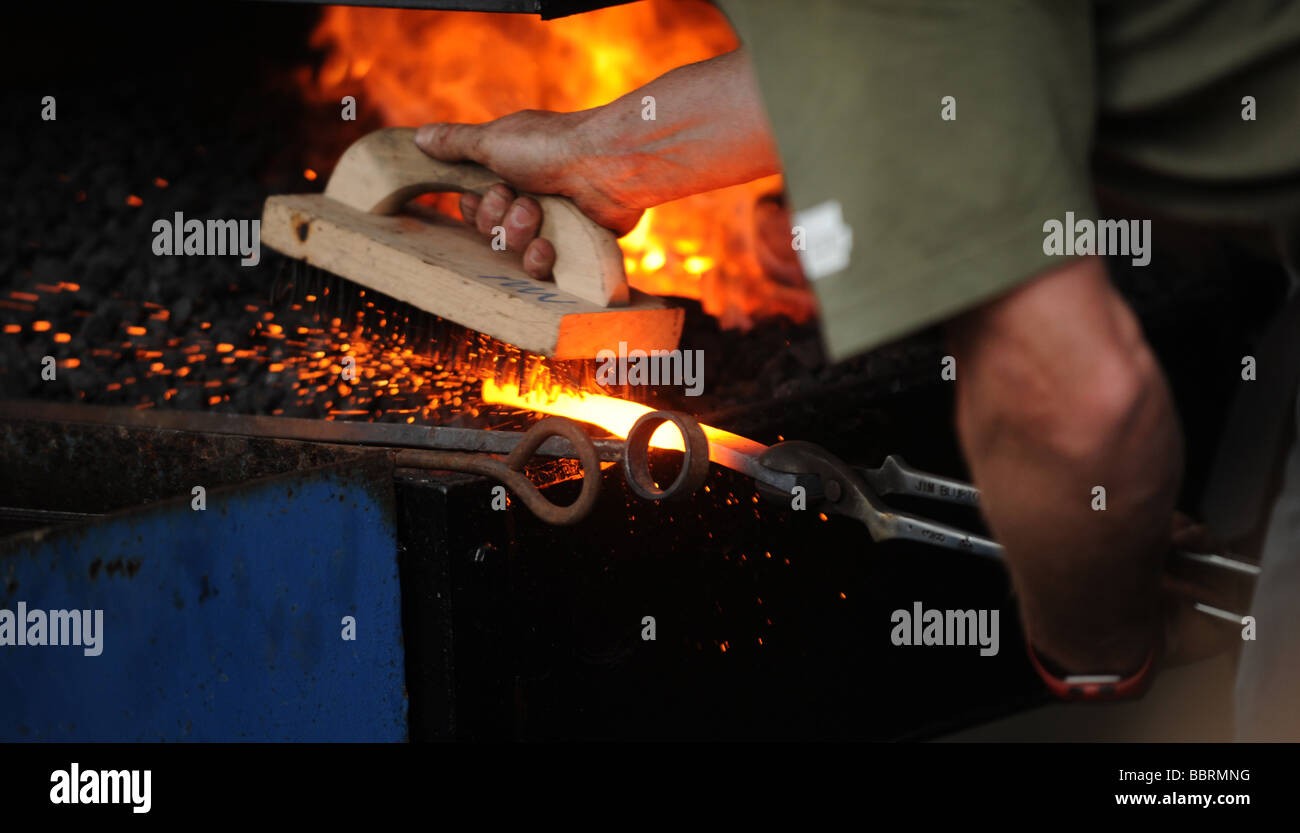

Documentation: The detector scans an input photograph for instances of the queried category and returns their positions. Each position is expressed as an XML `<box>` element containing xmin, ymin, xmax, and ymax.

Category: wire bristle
<box><xmin>263</xmin><ymin>252</ymin><xmax>646</xmax><ymax>403</ymax></box>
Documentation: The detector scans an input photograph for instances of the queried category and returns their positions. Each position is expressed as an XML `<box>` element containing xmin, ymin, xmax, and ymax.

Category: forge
<box><xmin>0</xmin><ymin>0</ymin><xmax>1277</xmax><ymax>741</ymax></box>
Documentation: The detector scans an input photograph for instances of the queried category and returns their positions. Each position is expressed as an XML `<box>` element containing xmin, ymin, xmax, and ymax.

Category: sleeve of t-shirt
<box><xmin>717</xmin><ymin>0</ymin><xmax>1099</xmax><ymax>361</ymax></box>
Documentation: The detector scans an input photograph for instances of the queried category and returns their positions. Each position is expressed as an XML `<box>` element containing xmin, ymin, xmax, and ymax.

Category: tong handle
<box><xmin>394</xmin><ymin>416</ymin><xmax>602</xmax><ymax>526</ymax></box>
<box><xmin>874</xmin><ymin>457</ymin><xmax>1262</xmax><ymax>579</ymax></box>
<box><xmin>763</xmin><ymin>442</ymin><xmax>1255</xmax><ymax>624</ymax></box>
<box><xmin>324</xmin><ymin>126</ymin><xmax>629</xmax><ymax>307</ymax></box>
<box><xmin>861</xmin><ymin>455</ymin><xmax>980</xmax><ymax>506</ymax></box>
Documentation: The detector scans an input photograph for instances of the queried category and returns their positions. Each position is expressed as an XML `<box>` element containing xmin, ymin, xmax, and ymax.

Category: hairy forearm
<box><xmin>950</xmin><ymin>258</ymin><xmax>1183</xmax><ymax>673</ymax></box>
<box><xmin>413</xmin><ymin>47</ymin><xmax>782</xmax><ymax>268</ymax></box>
<box><xmin>575</xmin><ymin>48</ymin><xmax>782</xmax><ymax>208</ymax></box>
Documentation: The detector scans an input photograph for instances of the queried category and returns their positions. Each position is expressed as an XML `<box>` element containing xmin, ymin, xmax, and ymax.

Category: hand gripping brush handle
<box><xmin>322</xmin><ymin>126</ymin><xmax>629</xmax><ymax>306</ymax></box>
<box><xmin>261</xmin><ymin>127</ymin><xmax>683</xmax><ymax>361</ymax></box>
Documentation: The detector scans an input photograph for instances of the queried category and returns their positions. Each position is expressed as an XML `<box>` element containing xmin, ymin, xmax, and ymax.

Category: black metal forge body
<box><xmin>0</xmin><ymin>387</ymin><xmax>1043</xmax><ymax>741</ymax></box>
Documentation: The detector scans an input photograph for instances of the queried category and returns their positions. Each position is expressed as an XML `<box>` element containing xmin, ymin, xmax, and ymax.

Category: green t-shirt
<box><xmin>718</xmin><ymin>0</ymin><xmax>1300</xmax><ymax>360</ymax></box>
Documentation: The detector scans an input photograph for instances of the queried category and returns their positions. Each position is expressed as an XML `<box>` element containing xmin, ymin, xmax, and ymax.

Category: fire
<box><xmin>303</xmin><ymin>0</ymin><xmax>813</xmax><ymax>326</ymax></box>
<box><xmin>5</xmin><ymin>3</ymin><xmax>818</xmax><ymax>424</ymax></box>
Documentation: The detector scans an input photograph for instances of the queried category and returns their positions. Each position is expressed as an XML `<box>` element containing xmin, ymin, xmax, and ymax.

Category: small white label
<box><xmin>792</xmin><ymin>200</ymin><xmax>853</xmax><ymax>280</ymax></box>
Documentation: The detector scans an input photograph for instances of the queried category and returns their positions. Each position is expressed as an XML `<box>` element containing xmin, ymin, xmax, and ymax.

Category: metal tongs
<box><xmin>619</xmin><ymin>411</ymin><xmax>1259</xmax><ymax>625</ymax></box>
<box><xmin>18</xmin><ymin>398</ymin><xmax>1250</xmax><ymax>624</ymax></box>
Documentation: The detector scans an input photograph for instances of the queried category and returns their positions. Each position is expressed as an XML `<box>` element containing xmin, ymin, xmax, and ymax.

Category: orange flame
<box><xmin>303</xmin><ymin>0</ymin><xmax>812</xmax><ymax>327</ymax></box>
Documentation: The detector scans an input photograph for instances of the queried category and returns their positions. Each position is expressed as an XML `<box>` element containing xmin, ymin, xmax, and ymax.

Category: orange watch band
<box><xmin>1025</xmin><ymin>641</ymin><xmax>1157</xmax><ymax>701</ymax></box>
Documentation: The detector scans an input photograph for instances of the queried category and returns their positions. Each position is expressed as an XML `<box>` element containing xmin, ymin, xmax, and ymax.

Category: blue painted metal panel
<box><xmin>0</xmin><ymin>459</ymin><xmax>406</xmax><ymax>741</ymax></box>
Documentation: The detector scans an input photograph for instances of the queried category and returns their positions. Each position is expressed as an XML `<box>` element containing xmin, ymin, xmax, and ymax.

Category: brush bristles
<box><xmin>267</xmin><ymin>256</ymin><xmax>641</xmax><ymax>401</ymax></box>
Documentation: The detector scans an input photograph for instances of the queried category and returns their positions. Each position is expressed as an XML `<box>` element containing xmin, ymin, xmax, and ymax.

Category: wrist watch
<box><xmin>1025</xmin><ymin>641</ymin><xmax>1157</xmax><ymax>701</ymax></box>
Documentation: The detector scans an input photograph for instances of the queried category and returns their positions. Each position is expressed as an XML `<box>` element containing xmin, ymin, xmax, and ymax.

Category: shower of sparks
<box><xmin>1</xmin><ymin>274</ymin><xmax>626</xmax><ymax>426</ymax></box>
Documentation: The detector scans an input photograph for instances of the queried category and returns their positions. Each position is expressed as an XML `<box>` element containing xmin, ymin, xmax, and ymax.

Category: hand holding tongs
<box><xmin>618</xmin><ymin>411</ymin><xmax>1259</xmax><ymax>625</ymax></box>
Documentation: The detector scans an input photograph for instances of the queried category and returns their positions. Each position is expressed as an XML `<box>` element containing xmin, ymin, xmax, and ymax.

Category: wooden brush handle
<box><xmin>323</xmin><ymin>126</ymin><xmax>629</xmax><ymax>307</ymax></box>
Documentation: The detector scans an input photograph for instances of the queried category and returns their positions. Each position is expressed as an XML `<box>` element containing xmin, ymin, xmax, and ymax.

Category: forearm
<box><xmin>576</xmin><ymin>48</ymin><xmax>782</xmax><ymax>208</ymax></box>
<box><xmin>950</xmin><ymin>258</ymin><xmax>1183</xmax><ymax>673</ymax></box>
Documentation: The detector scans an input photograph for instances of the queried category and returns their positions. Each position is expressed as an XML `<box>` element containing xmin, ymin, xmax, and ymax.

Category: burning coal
<box><xmin>4</xmin><ymin>0</ymin><xmax>812</xmax><ymax>429</ymax></box>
